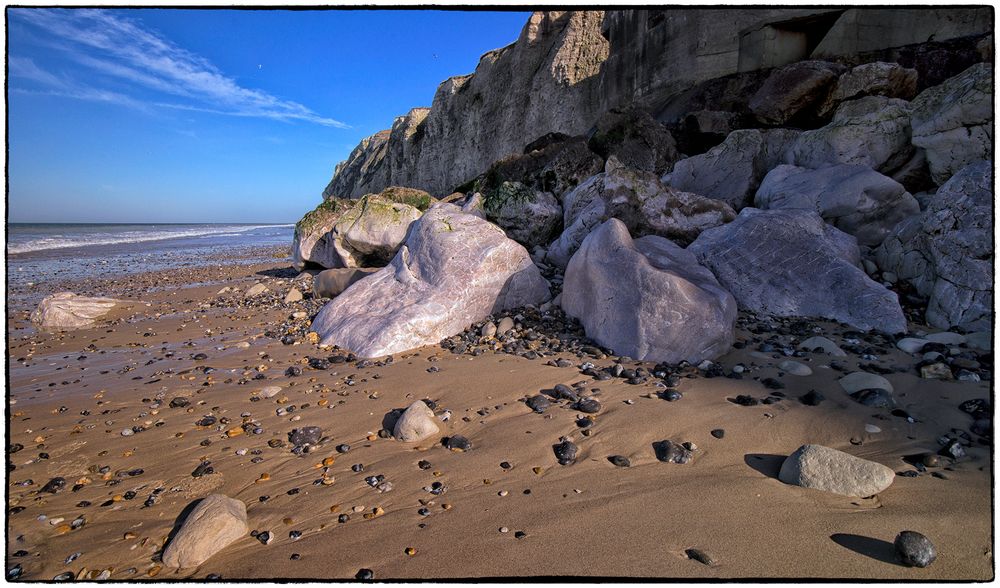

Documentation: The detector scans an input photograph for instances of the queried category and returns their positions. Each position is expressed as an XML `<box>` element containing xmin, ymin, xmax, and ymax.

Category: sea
<box><xmin>6</xmin><ymin>223</ymin><xmax>295</xmax><ymax>303</ymax></box>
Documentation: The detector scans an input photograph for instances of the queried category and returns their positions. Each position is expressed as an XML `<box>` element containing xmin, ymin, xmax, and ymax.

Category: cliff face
<box><xmin>323</xmin><ymin>8</ymin><xmax>991</xmax><ymax>199</ymax></box>
<box><xmin>324</xmin><ymin>11</ymin><xmax>609</xmax><ymax>198</ymax></box>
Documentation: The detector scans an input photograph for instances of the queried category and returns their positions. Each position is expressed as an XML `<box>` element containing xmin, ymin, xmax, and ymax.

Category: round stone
<box><xmin>608</xmin><ymin>455</ymin><xmax>630</xmax><ymax>467</ymax></box>
<box><xmin>894</xmin><ymin>531</ymin><xmax>936</xmax><ymax>568</ymax></box>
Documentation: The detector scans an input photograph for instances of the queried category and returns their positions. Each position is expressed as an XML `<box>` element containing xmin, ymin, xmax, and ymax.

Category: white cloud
<box><xmin>11</xmin><ymin>8</ymin><xmax>348</xmax><ymax>128</ymax></box>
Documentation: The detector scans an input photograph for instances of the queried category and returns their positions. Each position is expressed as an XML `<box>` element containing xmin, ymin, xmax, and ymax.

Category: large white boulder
<box><xmin>779</xmin><ymin>444</ymin><xmax>895</xmax><ymax>498</ymax></box>
<box><xmin>910</xmin><ymin>63</ymin><xmax>993</xmax><ymax>185</ymax></box>
<box><xmin>393</xmin><ymin>401</ymin><xmax>440</xmax><ymax>443</ymax></box>
<box><xmin>875</xmin><ymin>160</ymin><xmax>992</xmax><ymax>331</ymax></box>
<box><xmin>161</xmin><ymin>494</ymin><xmax>249</xmax><ymax>569</ymax></box>
<box><xmin>31</xmin><ymin>292</ymin><xmax>120</xmax><ymax>331</ymax></box>
<box><xmin>562</xmin><ymin>219</ymin><xmax>736</xmax><ymax>364</ymax></box>
<box><xmin>688</xmin><ymin>208</ymin><xmax>907</xmax><ymax>333</ymax></box>
<box><xmin>311</xmin><ymin>206</ymin><xmax>550</xmax><ymax>357</ymax></box>
<box><xmin>755</xmin><ymin>164</ymin><xmax>920</xmax><ymax>246</ymax></box>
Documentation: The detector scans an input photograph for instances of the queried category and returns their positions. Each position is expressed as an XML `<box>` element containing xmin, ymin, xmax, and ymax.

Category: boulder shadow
<box><xmin>380</xmin><ymin>409</ymin><xmax>404</xmax><ymax>434</ymax></box>
<box><xmin>743</xmin><ymin>453</ymin><xmax>787</xmax><ymax>480</ymax></box>
<box><xmin>830</xmin><ymin>533</ymin><xmax>901</xmax><ymax>566</ymax></box>
<box><xmin>255</xmin><ymin>267</ymin><xmax>299</xmax><ymax>279</ymax></box>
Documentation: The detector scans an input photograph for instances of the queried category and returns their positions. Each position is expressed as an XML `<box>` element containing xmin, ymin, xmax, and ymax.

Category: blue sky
<box><xmin>7</xmin><ymin>8</ymin><xmax>530</xmax><ymax>223</ymax></box>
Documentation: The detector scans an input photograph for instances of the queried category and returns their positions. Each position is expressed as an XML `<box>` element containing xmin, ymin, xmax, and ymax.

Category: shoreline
<box><xmin>5</xmin><ymin>246</ymin><xmax>993</xmax><ymax>580</ymax></box>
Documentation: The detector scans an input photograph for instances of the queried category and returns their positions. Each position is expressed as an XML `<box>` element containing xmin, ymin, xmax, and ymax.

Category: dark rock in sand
<box><xmin>685</xmin><ymin>548</ymin><xmax>716</xmax><ymax>566</ymax></box>
<box><xmin>552</xmin><ymin>384</ymin><xmax>579</xmax><ymax>402</ymax></box>
<box><xmin>710</xmin><ymin>429</ymin><xmax>725</xmax><ymax>439</ymax></box>
<box><xmin>526</xmin><ymin>395</ymin><xmax>552</xmax><ymax>414</ymax></box>
<box><xmin>554</xmin><ymin>440</ymin><xmax>578</xmax><ymax>465</ymax></box>
<box><xmin>654</xmin><ymin>440</ymin><xmax>693</xmax><ymax>464</ymax></box>
<box><xmin>894</xmin><ymin>531</ymin><xmax>937</xmax><ymax>567</ymax></box>
<box><xmin>289</xmin><ymin>426</ymin><xmax>323</xmax><ymax>447</ymax></box>
<box><xmin>851</xmin><ymin>388</ymin><xmax>895</xmax><ymax>408</ymax></box>
<box><xmin>169</xmin><ymin>397</ymin><xmax>191</xmax><ymax>408</ymax></box>
<box><xmin>445</xmin><ymin>435</ymin><xmax>472</xmax><ymax>452</ymax></box>
<box><xmin>40</xmin><ymin>477</ymin><xmax>66</xmax><ymax>494</ymax></box>
<box><xmin>799</xmin><ymin>390</ymin><xmax>825</xmax><ymax>406</ymax></box>
<box><xmin>575</xmin><ymin>398</ymin><xmax>601</xmax><ymax>414</ymax></box>
<box><xmin>356</xmin><ymin>568</ymin><xmax>374</xmax><ymax>581</ymax></box>
<box><xmin>938</xmin><ymin>439</ymin><xmax>966</xmax><ymax>460</ymax></box>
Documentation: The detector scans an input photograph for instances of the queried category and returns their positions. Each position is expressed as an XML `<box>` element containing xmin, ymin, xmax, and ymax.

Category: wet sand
<box><xmin>5</xmin><ymin>250</ymin><xmax>993</xmax><ymax>580</ymax></box>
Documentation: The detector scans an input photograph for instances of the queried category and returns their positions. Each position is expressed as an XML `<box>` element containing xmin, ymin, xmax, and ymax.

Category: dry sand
<box><xmin>5</xmin><ymin>255</ymin><xmax>993</xmax><ymax>581</ymax></box>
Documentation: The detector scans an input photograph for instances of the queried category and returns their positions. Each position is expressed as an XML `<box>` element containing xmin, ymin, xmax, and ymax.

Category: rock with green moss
<box><xmin>467</xmin><ymin>135</ymin><xmax>604</xmax><ymax>202</ymax></box>
<box><xmin>546</xmin><ymin>158</ymin><xmax>735</xmax><ymax>268</ymax></box>
<box><xmin>330</xmin><ymin>194</ymin><xmax>423</xmax><ymax>267</ymax></box>
<box><xmin>293</xmin><ymin>187</ymin><xmax>430</xmax><ymax>270</ymax></box>
<box><xmin>311</xmin><ymin>206</ymin><xmax>550</xmax><ymax>358</ymax></box>
<box><xmin>292</xmin><ymin>198</ymin><xmax>353</xmax><ymax>271</ymax></box>
<box><xmin>483</xmin><ymin>181</ymin><xmax>562</xmax><ymax>248</ymax></box>
<box><xmin>790</xmin><ymin>96</ymin><xmax>914</xmax><ymax>173</ymax></box>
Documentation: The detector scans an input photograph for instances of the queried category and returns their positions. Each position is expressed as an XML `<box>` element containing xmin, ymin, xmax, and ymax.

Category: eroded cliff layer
<box><xmin>323</xmin><ymin>8</ymin><xmax>991</xmax><ymax>199</ymax></box>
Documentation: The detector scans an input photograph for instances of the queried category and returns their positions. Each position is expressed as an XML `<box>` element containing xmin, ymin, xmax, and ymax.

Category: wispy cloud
<box><xmin>10</xmin><ymin>8</ymin><xmax>348</xmax><ymax>128</ymax></box>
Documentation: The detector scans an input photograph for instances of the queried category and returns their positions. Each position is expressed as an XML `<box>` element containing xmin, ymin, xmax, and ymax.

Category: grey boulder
<box><xmin>393</xmin><ymin>401</ymin><xmax>440</xmax><ymax>443</ymax></box>
<box><xmin>546</xmin><ymin>159</ymin><xmax>735</xmax><ymax>268</ymax></box>
<box><xmin>910</xmin><ymin>63</ymin><xmax>993</xmax><ymax>185</ymax></box>
<box><xmin>875</xmin><ymin>160</ymin><xmax>992</xmax><ymax>331</ymax></box>
<box><xmin>689</xmin><ymin>208</ymin><xmax>906</xmax><ymax>333</ymax></box>
<box><xmin>664</xmin><ymin>129</ymin><xmax>801</xmax><ymax>210</ymax></box>
<box><xmin>562</xmin><ymin>218</ymin><xmax>736</xmax><ymax>364</ymax></box>
<box><xmin>161</xmin><ymin>494</ymin><xmax>249</xmax><ymax>569</ymax></box>
<box><xmin>790</xmin><ymin>96</ymin><xmax>914</xmax><ymax>174</ymax></box>
<box><xmin>311</xmin><ymin>206</ymin><xmax>550</xmax><ymax>357</ymax></box>
<box><xmin>754</xmin><ymin>164</ymin><xmax>920</xmax><ymax>246</ymax></box>
<box><xmin>778</xmin><ymin>444</ymin><xmax>895</xmax><ymax>497</ymax></box>
<box><xmin>31</xmin><ymin>292</ymin><xmax>120</xmax><ymax>331</ymax></box>
<box><xmin>483</xmin><ymin>181</ymin><xmax>563</xmax><ymax>248</ymax></box>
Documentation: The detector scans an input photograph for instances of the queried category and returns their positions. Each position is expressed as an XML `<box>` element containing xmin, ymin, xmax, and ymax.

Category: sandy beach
<box><xmin>6</xmin><ymin>247</ymin><xmax>992</xmax><ymax>580</ymax></box>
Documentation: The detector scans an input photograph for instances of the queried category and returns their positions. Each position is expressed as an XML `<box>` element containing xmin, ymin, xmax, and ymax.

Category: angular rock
<box><xmin>664</xmin><ymin>129</ymin><xmax>800</xmax><ymax>210</ymax></box>
<box><xmin>790</xmin><ymin>96</ymin><xmax>914</xmax><ymax>173</ymax></box>
<box><xmin>875</xmin><ymin>160</ymin><xmax>992</xmax><ymax>331</ymax></box>
<box><xmin>817</xmin><ymin>62</ymin><xmax>919</xmax><ymax>118</ymax></box>
<box><xmin>292</xmin><ymin>198</ymin><xmax>354</xmax><ymax>271</ymax></box>
<box><xmin>749</xmin><ymin>60</ymin><xmax>845</xmax><ymax>125</ymax></box>
<box><xmin>246</xmin><ymin>284</ymin><xmax>268</xmax><ymax>297</ymax></box>
<box><xmin>162</xmin><ymin>494</ymin><xmax>249</xmax><ymax>569</ymax></box>
<box><xmin>754</xmin><ymin>164</ymin><xmax>920</xmax><ymax>247</ymax></box>
<box><xmin>393</xmin><ymin>401</ymin><xmax>440</xmax><ymax>443</ymax></box>
<box><xmin>482</xmin><ymin>182</ymin><xmax>563</xmax><ymax>248</ymax></box>
<box><xmin>546</xmin><ymin>161</ymin><xmax>735</xmax><ymax>268</ymax></box>
<box><xmin>311</xmin><ymin>207</ymin><xmax>550</xmax><ymax>357</ymax></box>
<box><xmin>313</xmin><ymin>268</ymin><xmax>380</xmax><ymax>299</ymax></box>
<box><xmin>688</xmin><ymin>208</ymin><xmax>906</xmax><ymax>333</ymax></box>
<box><xmin>283</xmin><ymin>288</ymin><xmax>303</xmax><ymax>304</ymax></box>
<box><xmin>562</xmin><ymin>219</ymin><xmax>736</xmax><ymax>363</ymax></box>
<box><xmin>31</xmin><ymin>292</ymin><xmax>120</xmax><ymax>331</ymax></box>
<box><xmin>474</xmin><ymin>133</ymin><xmax>604</xmax><ymax>201</ymax></box>
<box><xmin>588</xmin><ymin>107</ymin><xmax>679</xmax><ymax>175</ymax></box>
<box><xmin>778</xmin><ymin>444</ymin><xmax>894</xmax><ymax>497</ymax></box>
<box><xmin>910</xmin><ymin>63</ymin><xmax>993</xmax><ymax>185</ymax></box>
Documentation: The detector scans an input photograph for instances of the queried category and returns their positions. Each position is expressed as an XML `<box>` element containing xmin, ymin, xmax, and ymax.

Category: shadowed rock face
<box><xmin>875</xmin><ymin>159</ymin><xmax>993</xmax><ymax>331</ymax></box>
<box><xmin>562</xmin><ymin>218</ymin><xmax>737</xmax><ymax>363</ymax></box>
<box><xmin>311</xmin><ymin>206</ymin><xmax>550</xmax><ymax>358</ymax></box>
<box><xmin>910</xmin><ymin>62</ymin><xmax>993</xmax><ymax>185</ymax></box>
<box><xmin>31</xmin><ymin>292</ymin><xmax>120</xmax><ymax>331</ymax></box>
<box><xmin>688</xmin><ymin>208</ymin><xmax>907</xmax><ymax>333</ymax></box>
<box><xmin>755</xmin><ymin>163</ymin><xmax>920</xmax><ymax>246</ymax></box>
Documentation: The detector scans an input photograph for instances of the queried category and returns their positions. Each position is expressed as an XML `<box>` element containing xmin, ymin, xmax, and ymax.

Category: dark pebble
<box><xmin>553</xmin><ymin>440</ymin><xmax>578</xmax><ymax>465</ymax></box>
<box><xmin>654</xmin><ymin>440</ymin><xmax>692</xmax><ymax>464</ymax></box>
<box><xmin>938</xmin><ymin>439</ymin><xmax>966</xmax><ymax>460</ymax></box>
<box><xmin>710</xmin><ymin>429</ymin><xmax>725</xmax><ymax>439</ymax></box>
<box><xmin>685</xmin><ymin>548</ymin><xmax>715</xmax><ymax>566</ymax></box>
<box><xmin>526</xmin><ymin>395</ymin><xmax>551</xmax><ymax>414</ymax></box>
<box><xmin>894</xmin><ymin>531</ymin><xmax>936</xmax><ymax>567</ymax></box>
<box><xmin>851</xmin><ymin>388</ymin><xmax>894</xmax><ymax>408</ymax></box>
<box><xmin>660</xmin><ymin>390</ymin><xmax>682</xmax><ymax>402</ymax></box>
<box><xmin>552</xmin><ymin>384</ymin><xmax>579</xmax><ymax>402</ymax></box>
<box><xmin>289</xmin><ymin>426</ymin><xmax>323</xmax><ymax>447</ymax></box>
<box><xmin>730</xmin><ymin>395</ymin><xmax>758</xmax><ymax>406</ymax></box>
<box><xmin>169</xmin><ymin>397</ymin><xmax>190</xmax><ymax>408</ymax></box>
<box><xmin>355</xmin><ymin>569</ymin><xmax>374</xmax><ymax>580</ymax></box>
<box><xmin>336</xmin><ymin>444</ymin><xmax>350</xmax><ymax>453</ymax></box>
<box><xmin>575</xmin><ymin>398</ymin><xmax>601</xmax><ymax>414</ymax></box>
<box><xmin>445</xmin><ymin>435</ymin><xmax>472</xmax><ymax>452</ymax></box>
<box><xmin>40</xmin><ymin>477</ymin><xmax>66</xmax><ymax>494</ymax></box>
